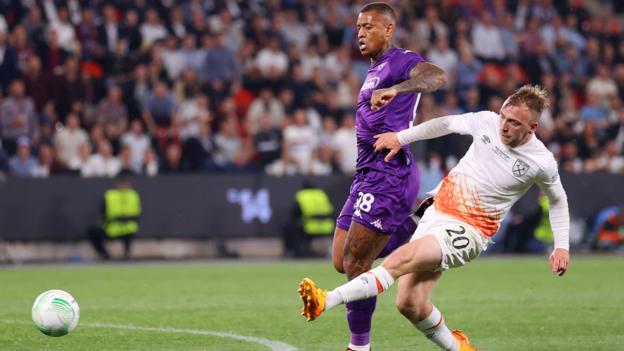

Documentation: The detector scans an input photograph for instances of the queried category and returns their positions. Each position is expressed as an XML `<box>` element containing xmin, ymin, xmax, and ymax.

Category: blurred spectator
<box><xmin>265</xmin><ymin>147</ymin><xmax>299</xmax><ymax>176</ymax></box>
<box><xmin>427</xmin><ymin>37</ymin><xmax>457</xmax><ymax>89</ymax></box>
<box><xmin>122</xmin><ymin>64</ymin><xmax>151</xmax><ymax>119</ymax></box>
<box><xmin>0</xmin><ymin>79</ymin><xmax>38</xmax><ymax>155</ymax></box>
<box><xmin>253</xmin><ymin>114</ymin><xmax>282</xmax><ymax>168</ymax></box>
<box><xmin>412</xmin><ymin>6</ymin><xmax>448</xmax><ymax>52</ymax></box>
<box><xmin>118</xmin><ymin>145</ymin><xmax>134</xmax><ymax>174</ymax></box>
<box><xmin>140</xmin><ymin>9</ymin><xmax>167</xmax><ymax>48</ymax></box>
<box><xmin>178</xmin><ymin>35</ymin><xmax>203</xmax><ymax>75</ymax></box>
<box><xmin>56</xmin><ymin>56</ymin><xmax>91</xmax><ymax>119</ymax></box>
<box><xmin>33</xmin><ymin>143</ymin><xmax>54</xmax><ymax>177</ymax></box>
<box><xmin>142</xmin><ymin>81</ymin><xmax>178</xmax><ymax>137</ymax></box>
<box><xmin>499</xmin><ymin>13</ymin><xmax>519</xmax><ymax>61</ymax></box>
<box><xmin>75</xmin><ymin>7</ymin><xmax>100</xmax><ymax>60</ymax></box>
<box><xmin>168</xmin><ymin>7</ymin><xmax>187</xmax><ymax>40</ymax></box>
<box><xmin>11</xmin><ymin>25</ymin><xmax>36</xmax><ymax>73</ymax></box>
<box><xmin>20</xmin><ymin>6</ymin><xmax>45</xmax><ymax>47</ymax></box>
<box><xmin>95</xmin><ymin>86</ymin><xmax>128</xmax><ymax>141</ymax></box>
<box><xmin>21</xmin><ymin>55</ymin><xmax>52</xmax><ymax>113</ymax></box>
<box><xmin>246</xmin><ymin>88</ymin><xmax>285</xmax><ymax>134</ymax></box>
<box><xmin>319</xmin><ymin>116</ymin><xmax>337</xmax><ymax>146</ymax></box>
<box><xmin>335</xmin><ymin>71</ymin><xmax>359</xmax><ymax>110</ymax></box>
<box><xmin>330</xmin><ymin>114</ymin><xmax>358</xmax><ymax>175</ymax></box>
<box><xmin>38</xmin><ymin>29</ymin><xmax>69</xmax><ymax>74</ymax></box>
<box><xmin>213</xmin><ymin>118</ymin><xmax>252</xmax><ymax>172</ymax></box>
<box><xmin>159</xmin><ymin>142</ymin><xmax>183</xmax><ymax>173</ymax></box>
<box><xmin>256</xmin><ymin>36</ymin><xmax>289</xmax><ymax>79</ymax></box>
<box><xmin>81</xmin><ymin>139</ymin><xmax>120</xmax><ymax>177</ymax></box>
<box><xmin>579</xmin><ymin>93</ymin><xmax>609</xmax><ymax>130</ymax></box>
<box><xmin>521</xmin><ymin>41</ymin><xmax>556</xmax><ymax>85</ymax></box>
<box><xmin>309</xmin><ymin>145</ymin><xmax>336</xmax><ymax>176</ymax></box>
<box><xmin>8</xmin><ymin>136</ymin><xmax>37</xmax><ymax>176</ymax></box>
<box><xmin>211</xmin><ymin>9</ymin><xmax>244</xmax><ymax>54</ymax></box>
<box><xmin>47</xmin><ymin>6</ymin><xmax>77</xmax><ymax>53</ymax></box>
<box><xmin>471</xmin><ymin>12</ymin><xmax>505</xmax><ymax>62</ymax></box>
<box><xmin>120</xmin><ymin>9</ymin><xmax>142</xmax><ymax>54</ymax></box>
<box><xmin>161</xmin><ymin>35</ymin><xmax>184</xmax><ymax>81</ymax></box>
<box><xmin>203</xmin><ymin>32</ymin><xmax>239</xmax><ymax>86</ymax></box>
<box><xmin>168</xmin><ymin>66</ymin><xmax>199</xmax><ymax>99</ymax></box>
<box><xmin>417</xmin><ymin>152</ymin><xmax>445</xmax><ymax>200</ymax></box>
<box><xmin>0</xmin><ymin>30</ymin><xmax>18</xmax><ymax>91</ymax></box>
<box><xmin>561</xmin><ymin>14</ymin><xmax>586</xmax><ymax>52</ymax></box>
<box><xmin>176</xmin><ymin>93</ymin><xmax>211</xmax><ymax>141</ymax></box>
<box><xmin>586</xmin><ymin>64</ymin><xmax>618</xmax><ymax>103</ymax></box>
<box><xmin>283</xmin><ymin>109</ymin><xmax>317</xmax><ymax>175</ymax></box>
<box><xmin>53</xmin><ymin>112</ymin><xmax>88</xmax><ymax>170</ymax></box>
<box><xmin>67</xmin><ymin>142</ymin><xmax>90</xmax><ymax>171</ymax></box>
<box><xmin>121</xmin><ymin>120</ymin><xmax>151</xmax><ymax>174</ymax></box>
<box><xmin>142</xmin><ymin>147</ymin><xmax>159</xmax><ymax>176</ymax></box>
<box><xmin>455</xmin><ymin>46</ymin><xmax>483</xmax><ymax>97</ymax></box>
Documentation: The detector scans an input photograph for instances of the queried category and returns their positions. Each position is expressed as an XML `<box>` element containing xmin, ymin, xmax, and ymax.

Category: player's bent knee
<box><xmin>332</xmin><ymin>257</ymin><xmax>345</xmax><ymax>274</ymax></box>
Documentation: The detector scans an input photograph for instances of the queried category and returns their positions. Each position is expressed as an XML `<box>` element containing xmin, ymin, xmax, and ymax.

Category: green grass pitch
<box><xmin>1</xmin><ymin>256</ymin><xmax>623</xmax><ymax>350</ymax></box>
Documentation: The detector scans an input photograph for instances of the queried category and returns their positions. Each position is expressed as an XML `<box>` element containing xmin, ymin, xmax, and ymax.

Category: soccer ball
<box><xmin>31</xmin><ymin>290</ymin><xmax>80</xmax><ymax>337</ymax></box>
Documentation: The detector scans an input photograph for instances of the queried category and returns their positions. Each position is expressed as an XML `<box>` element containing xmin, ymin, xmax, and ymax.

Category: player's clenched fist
<box><xmin>374</xmin><ymin>132</ymin><xmax>401</xmax><ymax>162</ymax></box>
<box><xmin>370</xmin><ymin>87</ymin><xmax>398</xmax><ymax>110</ymax></box>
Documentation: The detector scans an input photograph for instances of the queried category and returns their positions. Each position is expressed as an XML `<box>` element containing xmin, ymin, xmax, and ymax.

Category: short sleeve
<box><xmin>393</xmin><ymin>50</ymin><xmax>425</xmax><ymax>82</ymax></box>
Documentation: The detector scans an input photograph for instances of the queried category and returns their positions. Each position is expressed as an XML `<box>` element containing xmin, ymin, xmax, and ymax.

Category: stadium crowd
<box><xmin>0</xmin><ymin>0</ymin><xmax>623</xmax><ymax>178</ymax></box>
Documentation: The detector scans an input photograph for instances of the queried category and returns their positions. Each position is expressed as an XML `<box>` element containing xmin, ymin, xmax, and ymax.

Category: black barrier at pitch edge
<box><xmin>0</xmin><ymin>173</ymin><xmax>621</xmax><ymax>241</ymax></box>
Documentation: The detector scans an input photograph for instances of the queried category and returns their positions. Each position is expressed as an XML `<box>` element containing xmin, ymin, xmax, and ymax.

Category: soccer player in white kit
<box><xmin>299</xmin><ymin>85</ymin><xmax>570</xmax><ymax>351</ymax></box>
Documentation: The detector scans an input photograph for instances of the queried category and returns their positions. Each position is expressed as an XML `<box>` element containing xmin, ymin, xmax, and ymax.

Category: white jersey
<box><xmin>398</xmin><ymin>111</ymin><xmax>569</xmax><ymax>249</ymax></box>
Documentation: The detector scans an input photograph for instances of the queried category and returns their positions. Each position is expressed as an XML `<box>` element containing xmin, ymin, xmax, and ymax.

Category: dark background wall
<box><xmin>0</xmin><ymin>173</ymin><xmax>621</xmax><ymax>241</ymax></box>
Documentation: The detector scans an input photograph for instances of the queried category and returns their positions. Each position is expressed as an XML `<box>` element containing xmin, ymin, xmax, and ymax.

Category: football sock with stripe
<box><xmin>325</xmin><ymin>266</ymin><xmax>395</xmax><ymax>310</ymax></box>
<box><xmin>414</xmin><ymin>306</ymin><xmax>458</xmax><ymax>351</ymax></box>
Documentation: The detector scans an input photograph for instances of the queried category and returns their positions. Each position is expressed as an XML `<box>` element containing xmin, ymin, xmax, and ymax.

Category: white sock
<box><xmin>347</xmin><ymin>343</ymin><xmax>370</xmax><ymax>351</ymax></box>
<box><xmin>325</xmin><ymin>266</ymin><xmax>395</xmax><ymax>311</ymax></box>
<box><xmin>414</xmin><ymin>306</ymin><xmax>459</xmax><ymax>351</ymax></box>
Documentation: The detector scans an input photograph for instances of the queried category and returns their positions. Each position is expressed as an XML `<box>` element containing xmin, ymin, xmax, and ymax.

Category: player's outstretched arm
<box><xmin>537</xmin><ymin>162</ymin><xmax>571</xmax><ymax>277</ymax></box>
<box><xmin>370</xmin><ymin>62</ymin><xmax>446</xmax><ymax>110</ymax></box>
<box><xmin>373</xmin><ymin>114</ymin><xmax>461</xmax><ymax>161</ymax></box>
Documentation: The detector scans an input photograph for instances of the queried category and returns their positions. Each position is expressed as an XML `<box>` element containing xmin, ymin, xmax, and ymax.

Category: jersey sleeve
<box><xmin>446</xmin><ymin>111</ymin><xmax>497</xmax><ymax>136</ymax></box>
<box><xmin>536</xmin><ymin>155</ymin><xmax>570</xmax><ymax>250</ymax></box>
<box><xmin>393</xmin><ymin>50</ymin><xmax>425</xmax><ymax>82</ymax></box>
<box><xmin>397</xmin><ymin>111</ymin><xmax>496</xmax><ymax>145</ymax></box>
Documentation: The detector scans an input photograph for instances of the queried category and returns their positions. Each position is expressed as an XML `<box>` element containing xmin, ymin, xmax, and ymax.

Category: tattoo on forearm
<box><xmin>394</xmin><ymin>64</ymin><xmax>446</xmax><ymax>94</ymax></box>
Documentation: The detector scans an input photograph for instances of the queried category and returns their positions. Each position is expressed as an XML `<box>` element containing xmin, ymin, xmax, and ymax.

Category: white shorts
<box><xmin>410</xmin><ymin>205</ymin><xmax>491</xmax><ymax>271</ymax></box>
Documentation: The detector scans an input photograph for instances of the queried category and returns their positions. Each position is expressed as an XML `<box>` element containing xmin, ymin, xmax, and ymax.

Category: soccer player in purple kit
<box><xmin>318</xmin><ymin>3</ymin><xmax>447</xmax><ymax>350</ymax></box>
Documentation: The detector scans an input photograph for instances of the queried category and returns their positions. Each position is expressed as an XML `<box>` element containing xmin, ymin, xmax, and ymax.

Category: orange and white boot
<box><xmin>298</xmin><ymin>278</ymin><xmax>327</xmax><ymax>321</ymax></box>
<box><xmin>451</xmin><ymin>330</ymin><xmax>477</xmax><ymax>351</ymax></box>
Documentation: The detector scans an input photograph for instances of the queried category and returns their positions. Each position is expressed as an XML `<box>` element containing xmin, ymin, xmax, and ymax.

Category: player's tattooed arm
<box><xmin>394</xmin><ymin>62</ymin><xmax>447</xmax><ymax>94</ymax></box>
<box><xmin>370</xmin><ymin>62</ymin><xmax>446</xmax><ymax>110</ymax></box>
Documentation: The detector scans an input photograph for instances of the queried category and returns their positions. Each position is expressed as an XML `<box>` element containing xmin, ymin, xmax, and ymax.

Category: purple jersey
<box><xmin>356</xmin><ymin>48</ymin><xmax>424</xmax><ymax>176</ymax></box>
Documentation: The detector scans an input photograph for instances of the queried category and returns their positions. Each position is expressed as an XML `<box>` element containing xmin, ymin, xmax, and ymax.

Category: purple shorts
<box><xmin>337</xmin><ymin>166</ymin><xmax>419</xmax><ymax>237</ymax></box>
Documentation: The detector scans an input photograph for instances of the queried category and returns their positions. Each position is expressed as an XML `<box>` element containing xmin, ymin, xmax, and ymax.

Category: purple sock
<box><xmin>346</xmin><ymin>297</ymin><xmax>377</xmax><ymax>346</ymax></box>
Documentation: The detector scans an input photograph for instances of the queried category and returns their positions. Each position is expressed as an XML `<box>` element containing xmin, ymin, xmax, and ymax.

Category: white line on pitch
<box><xmin>1</xmin><ymin>320</ymin><xmax>298</xmax><ymax>351</ymax></box>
